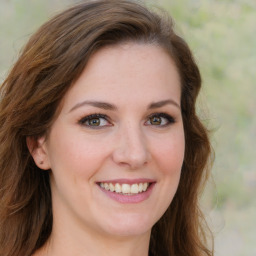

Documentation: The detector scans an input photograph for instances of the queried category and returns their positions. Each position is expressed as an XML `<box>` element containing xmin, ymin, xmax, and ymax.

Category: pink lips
<box><xmin>97</xmin><ymin>179</ymin><xmax>156</xmax><ymax>204</ymax></box>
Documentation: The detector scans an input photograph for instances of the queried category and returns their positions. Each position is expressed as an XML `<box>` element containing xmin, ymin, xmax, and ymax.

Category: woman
<box><xmin>0</xmin><ymin>1</ymin><xmax>213</xmax><ymax>256</ymax></box>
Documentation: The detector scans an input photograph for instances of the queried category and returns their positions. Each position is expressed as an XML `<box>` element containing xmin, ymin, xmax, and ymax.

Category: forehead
<box><xmin>61</xmin><ymin>43</ymin><xmax>181</xmax><ymax>111</ymax></box>
<box><xmin>86</xmin><ymin>42</ymin><xmax>178</xmax><ymax>78</ymax></box>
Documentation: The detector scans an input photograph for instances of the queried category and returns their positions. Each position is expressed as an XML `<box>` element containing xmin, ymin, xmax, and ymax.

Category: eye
<box><xmin>145</xmin><ymin>113</ymin><xmax>175</xmax><ymax>126</ymax></box>
<box><xmin>79</xmin><ymin>114</ymin><xmax>111</xmax><ymax>128</ymax></box>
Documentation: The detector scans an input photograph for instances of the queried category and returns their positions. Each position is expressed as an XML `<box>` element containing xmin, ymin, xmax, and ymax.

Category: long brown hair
<box><xmin>0</xmin><ymin>1</ymin><xmax>213</xmax><ymax>255</ymax></box>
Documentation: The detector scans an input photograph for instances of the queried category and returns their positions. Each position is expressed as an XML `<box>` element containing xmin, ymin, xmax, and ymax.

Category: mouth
<box><xmin>98</xmin><ymin>182</ymin><xmax>152</xmax><ymax>195</ymax></box>
<box><xmin>96</xmin><ymin>179</ymin><xmax>156</xmax><ymax>203</ymax></box>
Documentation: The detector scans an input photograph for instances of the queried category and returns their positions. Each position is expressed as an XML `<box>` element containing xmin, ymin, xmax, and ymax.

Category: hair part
<box><xmin>0</xmin><ymin>1</ymin><xmax>213</xmax><ymax>255</ymax></box>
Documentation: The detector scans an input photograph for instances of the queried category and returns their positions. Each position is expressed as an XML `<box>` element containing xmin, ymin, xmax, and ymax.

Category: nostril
<box><xmin>112</xmin><ymin>149</ymin><xmax>149</xmax><ymax>169</ymax></box>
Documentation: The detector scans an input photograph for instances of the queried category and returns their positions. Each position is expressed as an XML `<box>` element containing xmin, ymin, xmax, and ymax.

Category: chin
<box><xmin>100</xmin><ymin>213</ymin><xmax>155</xmax><ymax>238</ymax></box>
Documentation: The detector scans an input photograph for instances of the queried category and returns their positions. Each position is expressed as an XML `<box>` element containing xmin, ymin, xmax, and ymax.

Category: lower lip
<box><xmin>98</xmin><ymin>183</ymin><xmax>155</xmax><ymax>204</ymax></box>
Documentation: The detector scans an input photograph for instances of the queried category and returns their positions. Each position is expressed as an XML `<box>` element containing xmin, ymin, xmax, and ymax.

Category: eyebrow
<box><xmin>148</xmin><ymin>99</ymin><xmax>180</xmax><ymax>109</ymax></box>
<box><xmin>69</xmin><ymin>100</ymin><xmax>117</xmax><ymax>112</ymax></box>
<box><xmin>69</xmin><ymin>99</ymin><xmax>180</xmax><ymax>113</ymax></box>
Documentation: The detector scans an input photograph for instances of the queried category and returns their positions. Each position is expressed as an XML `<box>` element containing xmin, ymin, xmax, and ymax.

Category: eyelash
<box><xmin>79</xmin><ymin>113</ymin><xmax>111</xmax><ymax>128</ymax></box>
<box><xmin>146</xmin><ymin>112</ymin><xmax>175</xmax><ymax>127</ymax></box>
<box><xmin>78</xmin><ymin>112</ymin><xmax>175</xmax><ymax>128</ymax></box>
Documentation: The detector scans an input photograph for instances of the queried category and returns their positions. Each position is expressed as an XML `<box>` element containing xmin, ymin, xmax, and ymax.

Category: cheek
<box><xmin>148</xmin><ymin>132</ymin><xmax>185</xmax><ymax>221</ymax></box>
<box><xmin>151</xmin><ymin>132</ymin><xmax>185</xmax><ymax>175</ymax></box>
<box><xmin>47</xmin><ymin>130</ymin><xmax>110</xmax><ymax>179</ymax></box>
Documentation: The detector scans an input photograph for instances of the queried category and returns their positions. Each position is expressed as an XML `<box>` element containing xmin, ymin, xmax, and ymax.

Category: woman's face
<box><xmin>35</xmin><ymin>43</ymin><xmax>185</xmax><ymax>239</ymax></box>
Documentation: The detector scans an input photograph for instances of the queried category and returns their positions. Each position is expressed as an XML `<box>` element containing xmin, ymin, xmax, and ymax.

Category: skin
<box><xmin>29</xmin><ymin>43</ymin><xmax>185</xmax><ymax>256</ymax></box>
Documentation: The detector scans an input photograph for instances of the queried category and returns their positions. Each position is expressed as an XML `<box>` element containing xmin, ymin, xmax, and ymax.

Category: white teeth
<box><xmin>138</xmin><ymin>183</ymin><xmax>143</xmax><ymax>193</ymax></box>
<box><xmin>99</xmin><ymin>182</ymin><xmax>150</xmax><ymax>194</ymax></box>
<box><xmin>122</xmin><ymin>184</ymin><xmax>131</xmax><ymax>194</ymax></box>
<box><xmin>115</xmin><ymin>183</ymin><xmax>122</xmax><ymax>193</ymax></box>
<box><xmin>104</xmin><ymin>183</ymin><xmax>109</xmax><ymax>191</ymax></box>
<box><xmin>143</xmin><ymin>183</ymin><xmax>148</xmax><ymax>192</ymax></box>
<box><xmin>130</xmin><ymin>184</ymin><xmax>139</xmax><ymax>194</ymax></box>
<box><xmin>109</xmin><ymin>183</ymin><xmax>115</xmax><ymax>192</ymax></box>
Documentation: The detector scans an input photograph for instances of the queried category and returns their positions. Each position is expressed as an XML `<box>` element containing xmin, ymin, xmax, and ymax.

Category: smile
<box><xmin>99</xmin><ymin>182</ymin><xmax>150</xmax><ymax>195</ymax></box>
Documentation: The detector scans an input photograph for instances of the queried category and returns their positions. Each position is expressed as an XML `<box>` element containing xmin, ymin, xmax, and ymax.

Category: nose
<box><xmin>112</xmin><ymin>122</ymin><xmax>150</xmax><ymax>170</ymax></box>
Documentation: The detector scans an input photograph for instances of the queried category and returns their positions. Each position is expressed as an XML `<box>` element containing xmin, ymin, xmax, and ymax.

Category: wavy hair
<box><xmin>0</xmin><ymin>1</ymin><xmax>213</xmax><ymax>255</ymax></box>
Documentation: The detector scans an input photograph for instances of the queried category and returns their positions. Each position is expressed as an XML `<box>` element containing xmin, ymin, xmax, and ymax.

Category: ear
<box><xmin>26</xmin><ymin>136</ymin><xmax>51</xmax><ymax>170</ymax></box>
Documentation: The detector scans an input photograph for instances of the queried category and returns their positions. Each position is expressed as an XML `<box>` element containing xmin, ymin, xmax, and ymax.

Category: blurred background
<box><xmin>0</xmin><ymin>0</ymin><xmax>255</xmax><ymax>255</ymax></box>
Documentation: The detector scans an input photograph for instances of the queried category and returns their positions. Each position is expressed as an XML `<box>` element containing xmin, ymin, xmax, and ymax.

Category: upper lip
<box><xmin>96</xmin><ymin>178</ymin><xmax>156</xmax><ymax>185</ymax></box>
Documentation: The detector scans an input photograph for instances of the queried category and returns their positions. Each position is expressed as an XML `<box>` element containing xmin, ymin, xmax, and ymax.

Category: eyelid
<box><xmin>78</xmin><ymin>113</ymin><xmax>112</xmax><ymax>128</ymax></box>
<box><xmin>145</xmin><ymin>112</ymin><xmax>175</xmax><ymax>126</ymax></box>
<box><xmin>77</xmin><ymin>112</ymin><xmax>175</xmax><ymax>128</ymax></box>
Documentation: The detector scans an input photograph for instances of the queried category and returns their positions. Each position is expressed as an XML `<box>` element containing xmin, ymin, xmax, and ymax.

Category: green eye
<box><xmin>79</xmin><ymin>114</ymin><xmax>111</xmax><ymax>128</ymax></box>
<box><xmin>150</xmin><ymin>116</ymin><xmax>162</xmax><ymax>125</ymax></box>
<box><xmin>88</xmin><ymin>118</ymin><xmax>101</xmax><ymax>126</ymax></box>
<box><xmin>146</xmin><ymin>113</ymin><xmax>175</xmax><ymax>126</ymax></box>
